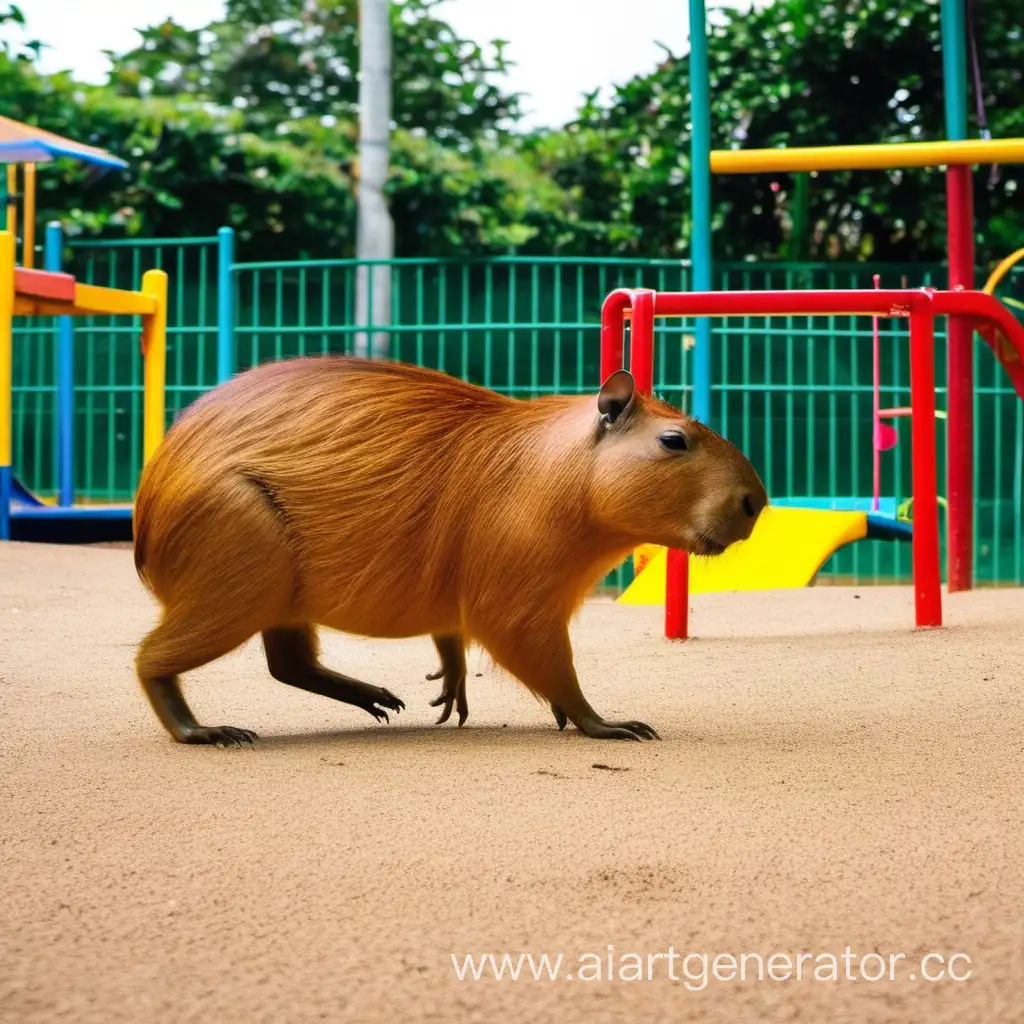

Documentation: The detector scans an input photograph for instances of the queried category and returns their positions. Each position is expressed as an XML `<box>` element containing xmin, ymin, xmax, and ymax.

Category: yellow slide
<box><xmin>617</xmin><ymin>506</ymin><xmax>869</xmax><ymax>603</ymax></box>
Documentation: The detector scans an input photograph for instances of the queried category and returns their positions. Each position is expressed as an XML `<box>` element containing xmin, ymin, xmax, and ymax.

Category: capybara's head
<box><xmin>588</xmin><ymin>370</ymin><xmax>768</xmax><ymax>554</ymax></box>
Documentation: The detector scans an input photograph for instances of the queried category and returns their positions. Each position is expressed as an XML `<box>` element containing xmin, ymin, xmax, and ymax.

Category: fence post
<box><xmin>688</xmin><ymin>0</ymin><xmax>713</xmax><ymax>426</ymax></box>
<box><xmin>45</xmin><ymin>221</ymin><xmax>75</xmax><ymax>508</ymax></box>
<box><xmin>216</xmin><ymin>226</ymin><xmax>235</xmax><ymax>384</ymax></box>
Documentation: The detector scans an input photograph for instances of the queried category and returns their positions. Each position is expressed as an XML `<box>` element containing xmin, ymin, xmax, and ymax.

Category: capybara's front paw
<box><xmin>362</xmin><ymin>687</ymin><xmax>405</xmax><ymax>724</ymax></box>
<box><xmin>177</xmin><ymin>725</ymin><xmax>259</xmax><ymax>747</ymax></box>
<box><xmin>576</xmin><ymin>717</ymin><xmax>660</xmax><ymax>741</ymax></box>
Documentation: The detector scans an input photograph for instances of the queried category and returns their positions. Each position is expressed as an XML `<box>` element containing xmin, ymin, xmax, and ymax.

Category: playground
<box><xmin>2</xmin><ymin>0</ymin><xmax>1024</xmax><ymax>1020</ymax></box>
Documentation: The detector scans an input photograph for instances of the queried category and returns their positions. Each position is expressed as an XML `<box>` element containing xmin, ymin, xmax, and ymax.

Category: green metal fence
<box><xmin>11</xmin><ymin>234</ymin><xmax>1024</xmax><ymax>591</ymax></box>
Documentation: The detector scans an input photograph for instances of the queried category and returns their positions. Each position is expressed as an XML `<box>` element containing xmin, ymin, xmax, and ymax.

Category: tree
<box><xmin>106</xmin><ymin>0</ymin><xmax>521</xmax><ymax>149</ymax></box>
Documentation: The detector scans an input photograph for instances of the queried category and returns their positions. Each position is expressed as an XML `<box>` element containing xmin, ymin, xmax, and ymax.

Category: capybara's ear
<box><xmin>598</xmin><ymin>369</ymin><xmax>636</xmax><ymax>428</ymax></box>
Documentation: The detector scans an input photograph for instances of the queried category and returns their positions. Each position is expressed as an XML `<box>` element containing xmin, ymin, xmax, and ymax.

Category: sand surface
<box><xmin>1</xmin><ymin>542</ymin><xmax>1022</xmax><ymax>1023</ymax></box>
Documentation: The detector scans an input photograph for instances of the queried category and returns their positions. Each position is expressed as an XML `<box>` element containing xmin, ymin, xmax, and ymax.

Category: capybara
<box><xmin>132</xmin><ymin>355</ymin><xmax>767</xmax><ymax>745</ymax></box>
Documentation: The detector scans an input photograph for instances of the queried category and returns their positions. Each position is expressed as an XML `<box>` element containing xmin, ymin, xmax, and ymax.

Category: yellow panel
<box><xmin>617</xmin><ymin>507</ymin><xmax>869</xmax><ymax>604</ymax></box>
<box><xmin>73</xmin><ymin>282</ymin><xmax>157</xmax><ymax>316</ymax></box>
<box><xmin>711</xmin><ymin>138</ymin><xmax>1024</xmax><ymax>175</ymax></box>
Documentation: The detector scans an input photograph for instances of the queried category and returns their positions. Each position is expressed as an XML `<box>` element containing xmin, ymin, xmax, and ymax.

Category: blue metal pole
<box><xmin>688</xmin><ymin>0</ymin><xmax>713</xmax><ymax>425</ymax></box>
<box><xmin>45</xmin><ymin>221</ymin><xmax>75</xmax><ymax>507</ymax></box>
<box><xmin>216</xmin><ymin>226</ymin><xmax>235</xmax><ymax>384</ymax></box>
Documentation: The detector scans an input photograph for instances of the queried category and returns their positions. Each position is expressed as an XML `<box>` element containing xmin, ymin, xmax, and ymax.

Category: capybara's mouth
<box><xmin>691</xmin><ymin>535</ymin><xmax>727</xmax><ymax>557</ymax></box>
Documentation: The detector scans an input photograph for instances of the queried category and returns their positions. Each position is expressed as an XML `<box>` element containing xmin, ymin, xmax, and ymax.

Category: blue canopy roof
<box><xmin>0</xmin><ymin>115</ymin><xmax>127</xmax><ymax>170</ymax></box>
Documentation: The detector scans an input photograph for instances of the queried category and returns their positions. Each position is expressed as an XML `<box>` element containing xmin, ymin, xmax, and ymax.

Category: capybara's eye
<box><xmin>658</xmin><ymin>432</ymin><xmax>688</xmax><ymax>453</ymax></box>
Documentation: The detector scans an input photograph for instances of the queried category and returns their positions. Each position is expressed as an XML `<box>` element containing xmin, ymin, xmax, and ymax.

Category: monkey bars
<box><xmin>599</xmin><ymin>286</ymin><xmax>1024</xmax><ymax>637</ymax></box>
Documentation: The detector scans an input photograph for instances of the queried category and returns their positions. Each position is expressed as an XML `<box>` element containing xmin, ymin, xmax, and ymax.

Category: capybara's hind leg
<box><xmin>262</xmin><ymin>625</ymin><xmax>406</xmax><ymax>724</ymax></box>
<box><xmin>137</xmin><ymin>613</ymin><xmax>260</xmax><ymax>747</ymax></box>
<box><xmin>426</xmin><ymin>633</ymin><xmax>468</xmax><ymax>726</ymax></box>
<box><xmin>135</xmin><ymin>473</ymin><xmax>297</xmax><ymax>746</ymax></box>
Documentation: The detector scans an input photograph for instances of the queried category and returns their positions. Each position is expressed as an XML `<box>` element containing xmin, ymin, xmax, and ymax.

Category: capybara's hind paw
<box><xmin>179</xmin><ymin>725</ymin><xmax>259</xmax><ymax>748</ymax></box>
<box><xmin>576</xmin><ymin>717</ymin><xmax>660</xmax><ymax>742</ymax></box>
<box><xmin>425</xmin><ymin>665</ymin><xmax>444</xmax><ymax>681</ymax></box>
<box><xmin>361</xmin><ymin>687</ymin><xmax>405</xmax><ymax>724</ymax></box>
<box><xmin>551</xmin><ymin>704</ymin><xmax>568</xmax><ymax>731</ymax></box>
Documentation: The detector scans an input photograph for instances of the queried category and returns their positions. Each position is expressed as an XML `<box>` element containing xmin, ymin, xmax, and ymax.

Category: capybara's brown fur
<box><xmin>132</xmin><ymin>355</ymin><xmax>767</xmax><ymax>745</ymax></box>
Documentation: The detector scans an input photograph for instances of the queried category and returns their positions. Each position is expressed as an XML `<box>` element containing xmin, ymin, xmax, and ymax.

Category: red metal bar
<box><xmin>624</xmin><ymin>290</ymin><xmax>691</xmax><ymax>638</ymax></box>
<box><xmin>628</xmin><ymin>289</ymin><xmax>656</xmax><ymax>393</ymax></box>
<box><xmin>600</xmin><ymin>288</ymin><xmax>632</xmax><ymax>381</ymax></box>
<box><xmin>665</xmin><ymin>548</ymin><xmax>689</xmax><ymax>639</ymax></box>
<box><xmin>945</xmin><ymin>164</ymin><xmax>975</xmax><ymax>593</ymax></box>
<box><xmin>14</xmin><ymin>267</ymin><xmax>76</xmax><ymax>302</ymax></box>
<box><xmin>909</xmin><ymin>303</ymin><xmax>943</xmax><ymax>628</ymax></box>
<box><xmin>652</xmin><ymin>289</ymin><xmax>919</xmax><ymax>319</ymax></box>
<box><xmin>872</xmin><ymin>273</ymin><xmax>882</xmax><ymax>512</ymax></box>
<box><xmin>932</xmin><ymin>289</ymin><xmax>1024</xmax><ymax>399</ymax></box>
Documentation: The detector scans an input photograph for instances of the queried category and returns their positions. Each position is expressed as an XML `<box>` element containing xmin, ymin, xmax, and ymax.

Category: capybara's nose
<box><xmin>740</xmin><ymin>488</ymin><xmax>766</xmax><ymax>520</ymax></box>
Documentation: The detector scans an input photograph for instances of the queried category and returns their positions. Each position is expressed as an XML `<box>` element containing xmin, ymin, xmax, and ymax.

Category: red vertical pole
<box><xmin>946</xmin><ymin>165</ymin><xmax>975</xmax><ymax>591</ymax></box>
<box><xmin>909</xmin><ymin>301</ymin><xmax>943</xmax><ymax>628</ymax></box>
<box><xmin>624</xmin><ymin>290</ymin><xmax>691</xmax><ymax>640</ymax></box>
<box><xmin>600</xmin><ymin>291</ymin><xmax>628</xmax><ymax>381</ymax></box>
<box><xmin>665</xmin><ymin>547</ymin><xmax>689</xmax><ymax>639</ymax></box>
<box><xmin>627</xmin><ymin>290</ymin><xmax>655</xmax><ymax>392</ymax></box>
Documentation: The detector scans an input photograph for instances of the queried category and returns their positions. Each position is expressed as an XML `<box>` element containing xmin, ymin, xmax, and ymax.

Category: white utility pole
<box><xmin>354</xmin><ymin>0</ymin><xmax>393</xmax><ymax>359</ymax></box>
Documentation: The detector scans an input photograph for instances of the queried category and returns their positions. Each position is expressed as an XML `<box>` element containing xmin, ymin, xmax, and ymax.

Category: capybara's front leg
<box><xmin>426</xmin><ymin>633</ymin><xmax>468</xmax><ymax>726</ymax></box>
<box><xmin>477</xmin><ymin>620</ymin><xmax>660</xmax><ymax>741</ymax></box>
<box><xmin>262</xmin><ymin>626</ymin><xmax>405</xmax><ymax>724</ymax></box>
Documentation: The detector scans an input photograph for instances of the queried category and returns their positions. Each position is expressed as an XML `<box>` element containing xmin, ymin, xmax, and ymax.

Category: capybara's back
<box><xmin>133</xmin><ymin>355</ymin><xmax>767</xmax><ymax>746</ymax></box>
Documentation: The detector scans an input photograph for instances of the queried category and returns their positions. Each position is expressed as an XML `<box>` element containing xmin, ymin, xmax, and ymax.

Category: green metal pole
<box><xmin>689</xmin><ymin>0</ymin><xmax>712</xmax><ymax>426</ymax></box>
<box><xmin>941</xmin><ymin>0</ymin><xmax>975</xmax><ymax>592</ymax></box>
<box><xmin>941</xmin><ymin>0</ymin><xmax>968</xmax><ymax>137</ymax></box>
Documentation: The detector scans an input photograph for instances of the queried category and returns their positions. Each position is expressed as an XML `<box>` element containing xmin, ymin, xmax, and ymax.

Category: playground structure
<box><xmin>616</xmin><ymin>0</ymin><xmax>1024</xmax><ymax>634</ymax></box>
<box><xmin>603</xmin><ymin>282</ymin><xmax>1024</xmax><ymax>635</ymax></box>
<box><xmin>0</xmin><ymin>227</ymin><xmax>168</xmax><ymax>540</ymax></box>
<box><xmin>0</xmin><ymin>119</ymin><xmax>168</xmax><ymax>542</ymax></box>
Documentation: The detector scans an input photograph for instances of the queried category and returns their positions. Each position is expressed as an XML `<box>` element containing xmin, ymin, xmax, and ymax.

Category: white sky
<box><xmin>12</xmin><ymin>0</ymin><xmax>719</xmax><ymax>129</ymax></box>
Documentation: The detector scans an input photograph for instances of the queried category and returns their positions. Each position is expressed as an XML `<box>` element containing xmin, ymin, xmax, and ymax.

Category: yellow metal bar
<box><xmin>73</xmin><ymin>281</ymin><xmax>158</xmax><ymax>317</ymax></box>
<box><xmin>141</xmin><ymin>268</ymin><xmax>168</xmax><ymax>464</ymax></box>
<box><xmin>0</xmin><ymin>229</ymin><xmax>14</xmax><ymax>467</ymax></box>
<box><xmin>6</xmin><ymin>166</ymin><xmax>17</xmax><ymax>254</ymax></box>
<box><xmin>22</xmin><ymin>164</ymin><xmax>35</xmax><ymax>268</ymax></box>
<box><xmin>711</xmin><ymin>137</ymin><xmax>1024</xmax><ymax>175</ymax></box>
<box><xmin>13</xmin><ymin>296</ymin><xmax>151</xmax><ymax>318</ymax></box>
<box><xmin>982</xmin><ymin>247</ymin><xmax>1024</xmax><ymax>295</ymax></box>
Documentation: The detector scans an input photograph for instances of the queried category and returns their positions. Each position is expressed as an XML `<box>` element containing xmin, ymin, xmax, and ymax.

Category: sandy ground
<box><xmin>1</xmin><ymin>542</ymin><xmax>1022</xmax><ymax>1024</ymax></box>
